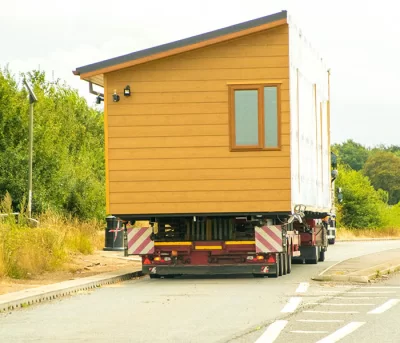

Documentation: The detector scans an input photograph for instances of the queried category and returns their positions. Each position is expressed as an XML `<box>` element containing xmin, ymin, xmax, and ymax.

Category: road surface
<box><xmin>0</xmin><ymin>240</ymin><xmax>399</xmax><ymax>343</ymax></box>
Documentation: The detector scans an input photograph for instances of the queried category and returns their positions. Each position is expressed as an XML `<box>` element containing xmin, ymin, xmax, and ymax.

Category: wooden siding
<box><xmin>106</xmin><ymin>25</ymin><xmax>291</xmax><ymax>215</ymax></box>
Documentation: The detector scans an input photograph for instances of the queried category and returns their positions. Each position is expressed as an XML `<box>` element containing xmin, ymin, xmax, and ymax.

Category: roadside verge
<box><xmin>312</xmin><ymin>248</ymin><xmax>400</xmax><ymax>283</ymax></box>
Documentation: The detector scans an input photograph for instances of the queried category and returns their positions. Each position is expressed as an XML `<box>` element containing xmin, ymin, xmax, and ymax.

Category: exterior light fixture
<box><xmin>124</xmin><ymin>85</ymin><xmax>131</xmax><ymax>96</ymax></box>
<box><xmin>113</xmin><ymin>90</ymin><xmax>120</xmax><ymax>102</ymax></box>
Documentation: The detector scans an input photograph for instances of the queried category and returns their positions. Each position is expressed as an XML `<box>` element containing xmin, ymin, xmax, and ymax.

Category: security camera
<box><xmin>96</xmin><ymin>95</ymin><xmax>104</xmax><ymax>104</ymax></box>
<box><xmin>23</xmin><ymin>79</ymin><xmax>38</xmax><ymax>103</ymax></box>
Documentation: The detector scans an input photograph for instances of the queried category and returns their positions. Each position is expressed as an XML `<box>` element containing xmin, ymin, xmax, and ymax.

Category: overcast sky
<box><xmin>1</xmin><ymin>0</ymin><xmax>398</xmax><ymax>147</ymax></box>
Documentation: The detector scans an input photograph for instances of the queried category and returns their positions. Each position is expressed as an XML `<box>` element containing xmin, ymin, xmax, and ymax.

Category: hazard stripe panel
<box><xmin>127</xmin><ymin>227</ymin><xmax>154</xmax><ymax>255</ymax></box>
<box><xmin>255</xmin><ymin>226</ymin><xmax>283</xmax><ymax>253</ymax></box>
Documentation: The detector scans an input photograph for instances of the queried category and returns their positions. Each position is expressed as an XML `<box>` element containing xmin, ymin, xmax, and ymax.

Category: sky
<box><xmin>1</xmin><ymin>0</ymin><xmax>398</xmax><ymax>147</ymax></box>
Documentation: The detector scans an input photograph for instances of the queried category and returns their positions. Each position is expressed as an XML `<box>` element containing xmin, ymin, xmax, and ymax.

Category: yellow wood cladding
<box><xmin>106</xmin><ymin>25</ymin><xmax>291</xmax><ymax>215</ymax></box>
<box><xmin>108</xmin><ymin>146</ymin><xmax>290</xmax><ymax>160</ymax></box>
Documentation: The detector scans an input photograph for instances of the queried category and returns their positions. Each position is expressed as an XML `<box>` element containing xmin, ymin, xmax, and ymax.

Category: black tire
<box><xmin>278</xmin><ymin>254</ymin><xmax>283</xmax><ymax>276</ymax></box>
<box><xmin>328</xmin><ymin>238</ymin><xmax>336</xmax><ymax>245</ymax></box>
<box><xmin>287</xmin><ymin>249</ymin><xmax>292</xmax><ymax>274</ymax></box>
<box><xmin>319</xmin><ymin>249</ymin><xmax>326</xmax><ymax>262</ymax></box>
<box><xmin>305</xmin><ymin>246</ymin><xmax>319</xmax><ymax>264</ymax></box>
<box><xmin>282</xmin><ymin>253</ymin><xmax>287</xmax><ymax>275</ymax></box>
<box><xmin>149</xmin><ymin>274</ymin><xmax>160</xmax><ymax>279</ymax></box>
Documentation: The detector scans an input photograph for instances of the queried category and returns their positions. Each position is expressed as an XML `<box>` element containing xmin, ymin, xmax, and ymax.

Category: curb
<box><xmin>312</xmin><ymin>263</ymin><xmax>400</xmax><ymax>283</ymax></box>
<box><xmin>0</xmin><ymin>268</ymin><xmax>143</xmax><ymax>313</ymax></box>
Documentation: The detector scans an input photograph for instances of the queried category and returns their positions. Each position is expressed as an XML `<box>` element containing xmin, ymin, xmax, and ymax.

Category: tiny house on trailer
<box><xmin>74</xmin><ymin>10</ymin><xmax>335</xmax><ymax>277</ymax></box>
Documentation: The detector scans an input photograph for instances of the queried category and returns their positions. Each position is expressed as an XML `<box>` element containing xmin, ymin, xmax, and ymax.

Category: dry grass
<box><xmin>0</xmin><ymin>193</ymin><xmax>104</xmax><ymax>279</ymax></box>
<box><xmin>337</xmin><ymin>227</ymin><xmax>400</xmax><ymax>240</ymax></box>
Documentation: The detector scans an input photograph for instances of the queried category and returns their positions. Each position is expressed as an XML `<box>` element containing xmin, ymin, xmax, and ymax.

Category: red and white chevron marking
<box><xmin>127</xmin><ymin>227</ymin><xmax>154</xmax><ymax>255</ymax></box>
<box><xmin>255</xmin><ymin>225</ymin><xmax>283</xmax><ymax>253</ymax></box>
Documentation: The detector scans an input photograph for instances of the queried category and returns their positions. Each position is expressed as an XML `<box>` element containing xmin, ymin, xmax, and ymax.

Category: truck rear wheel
<box><xmin>278</xmin><ymin>254</ymin><xmax>283</xmax><ymax>276</ymax></box>
<box><xmin>282</xmin><ymin>253</ymin><xmax>287</xmax><ymax>275</ymax></box>
<box><xmin>319</xmin><ymin>249</ymin><xmax>325</xmax><ymax>262</ymax></box>
<box><xmin>287</xmin><ymin>249</ymin><xmax>292</xmax><ymax>274</ymax></box>
<box><xmin>305</xmin><ymin>246</ymin><xmax>319</xmax><ymax>264</ymax></box>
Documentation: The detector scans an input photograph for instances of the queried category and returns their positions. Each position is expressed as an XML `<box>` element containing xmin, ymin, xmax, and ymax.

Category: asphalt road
<box><xmin>0</xmin><ymin>240</ymin><xmax>399</xmax><ymax>343</ymax></box>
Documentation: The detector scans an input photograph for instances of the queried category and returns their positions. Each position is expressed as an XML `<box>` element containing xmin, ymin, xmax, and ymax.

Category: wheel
<box><xmin>278</xmin><ymin>254</ymin><xmax>283</xmax><ymax>276</ymax></box>
<box><xmin>319</xmin><ymin>249</ymin><xmax>325</xmax><ymax>262</ymax></box>
<box><xmin>270</xmin><ymin>254</ymin><xmax>280</xmax><ymax>278</ymax></box>
<box><xmin>282</xmin><ymin>253</ymin><xmax>287</xmax><ymax>275</ymax></box>
<box><xmin>328</xmin><ymin>238</ymin><xmax>336</xmax><ymax>245</ymax></box>
<box><xmin>287</xmin><ymin>249</ymin><xmax>292</xmax><ymax>274</ymax></box>
<box><xmin>305</xmin><ymin>246</ymin><xmax>319</xmax><ymax>264</ymax></box>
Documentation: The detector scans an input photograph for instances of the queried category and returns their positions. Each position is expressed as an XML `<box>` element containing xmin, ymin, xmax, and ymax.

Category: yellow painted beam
<box><xmin>225</xmin><ymin>241</ymin><xmax>255</xmax><ymax>245</ymax></box>
<box><xmin>155</xmin><ymin>242</ymin><xmax>192</xmax><ymax>246</ymax></box>
<box><xmin>195</xmin><ymin>246</ymin><xmax>222</xmax><ymax>250</ymax></box>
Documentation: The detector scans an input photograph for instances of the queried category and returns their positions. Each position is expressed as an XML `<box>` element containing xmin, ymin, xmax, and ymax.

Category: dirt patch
<box><xmin>0</xmin><ymin>250</ymin><xmax>141</xmax><ymax>295</ymax></box>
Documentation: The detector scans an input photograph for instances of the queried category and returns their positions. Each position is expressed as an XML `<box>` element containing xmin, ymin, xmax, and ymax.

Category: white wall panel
<box><xmin>288</xmin><ymin>14</ymin><xmax>332</xmax><ymax>213</ymax></box>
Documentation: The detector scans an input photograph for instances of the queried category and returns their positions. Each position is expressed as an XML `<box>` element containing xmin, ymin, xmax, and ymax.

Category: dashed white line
<box><xmin>303</xmin><ymin>310</ymin><xmax>359</xmax><ymax>314</ymax></box>
<box><xmin>296</xmin><ymin>282</ymin><xmax>310</xmax><ymax>293</ymax></box>
<box><xmin>368</xmin><ymin>299</ymin><xmax>400</xmax><ymax>314</ymax></box>
<box><xmin>281</xmin><ymin>297</ymin><xmax>302</xmax><ymax>313</ymax></box>
<box><xmin>255</xmin><ymin>320</ymin><xmax>288</xmax><ymax>343</ymax></box>
<box><xmin>316</xmin><ymin>322</ymin><xmax>366</xmax><ymax>343</ymax></box>
<box><xmin>296</xmin><ymin>319</ymin><xmax>344</xmax><ymax>323</ymax></box>
<box><xmin>291</xmin><ymin>330</ymin><xmax>328</xmax><ymax>334</ymax></box>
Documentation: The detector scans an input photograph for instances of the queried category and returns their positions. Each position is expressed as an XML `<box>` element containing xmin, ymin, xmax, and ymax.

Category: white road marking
<box><xmin>281</xmin><ymin>297</ymin><xmax>302</xmax><ymax>313</ymax></box>
<box><xmin>290</xmin><ymin>330</ymin><xmax>328</xmax><ymax>334</ymax></box>
<box><xmin>316</xmin><ymin>322</ymin><xmax>365</xmax><ymax>343</ymax></box>
<box><xmin>307</xmin><ymin>303</ymin><xmax>375</xmax><ymax>306</ymax></box>
<box><xmin>296</xmin><ymin>282</ymin><xmax>309</xmax><ymax>293</ymax></box>
<box><xmin>303</xmin><ymin>310</ymin><xmax>359</xmax><ymax>314</ymax></box>
<box><xmin>368</xmin><ymin>299</ymin><xmax>400</xmax><ymax>314</ymax></box>
<box><xmin>255</xmin><ymin>320</ymin><xmax>287</xmax><ymax>343</ymax></box>
<box><xmin>297</xmin><ymin>319</ymin><xmax>344</xmax><ymax>323</ymax></box>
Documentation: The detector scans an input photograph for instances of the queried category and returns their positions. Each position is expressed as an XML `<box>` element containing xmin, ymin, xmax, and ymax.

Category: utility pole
<box><xmin>23</xmin><ymin>79</ymin><xmax>37</xmax><ymax>218</ymax></box>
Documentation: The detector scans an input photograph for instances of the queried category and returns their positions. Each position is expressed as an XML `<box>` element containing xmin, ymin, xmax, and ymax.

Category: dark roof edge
<box><xmin>74</xmin><ymin>10</ymin><xmax>287</xmax><ymax>76</ymax></box>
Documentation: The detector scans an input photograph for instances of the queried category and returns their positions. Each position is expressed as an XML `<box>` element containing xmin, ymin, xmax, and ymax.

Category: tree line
<box><xmin>333</xmin><ymin>140</ymin><xmax>400</xmax><ymax>229</ymax></box>
<box><xmin>0</xmin><ymin>68</ymin><xmax>105</xmax><ymax>220</ymax></box>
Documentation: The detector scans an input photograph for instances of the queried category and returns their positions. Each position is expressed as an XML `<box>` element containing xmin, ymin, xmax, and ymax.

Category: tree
<box><xmin>363</xmin><ymin>151</ymin><xmax>400</xmax><ymax>205</ymax></box>
<box><xmin>0</xmin><ymin>68</ymin><xmax>105</xmax><ymax>219</ymax></box>
<box><xmin>335</xmin><ymin>165</ymin><xmax>383</xmax><ymax>228</ymax></box>
<box><xmin>333</xmin><ymin>139</ymin><xmax>369</xmax><ymax>171</ymax></box>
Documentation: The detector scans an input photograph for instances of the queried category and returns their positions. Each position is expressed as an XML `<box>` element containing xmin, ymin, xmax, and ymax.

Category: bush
<box><xmin>336</xmin><ymin>165</ymin><xmax>383</xmax><ymax>228</ymax></box>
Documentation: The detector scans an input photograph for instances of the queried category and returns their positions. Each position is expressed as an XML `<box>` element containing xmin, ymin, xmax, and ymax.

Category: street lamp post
<box><xmin>23</xmin><ymin>79</ymin><xmax>37</xmax><ymax>218</ymax></box>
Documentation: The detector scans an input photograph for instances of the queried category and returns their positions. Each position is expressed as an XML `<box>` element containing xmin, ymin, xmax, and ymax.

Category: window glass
<box><xmin>264</xmin><ymin>87</ymin><xmax>278</xmax><ymax>147</ymax></box>
<box><xmin>234</xmin><ymin>90</ymin><xmax>258</xmax><ymax>146</ymax></box>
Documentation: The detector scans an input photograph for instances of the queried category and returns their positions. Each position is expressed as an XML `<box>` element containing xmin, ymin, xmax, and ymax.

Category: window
<box><xmin>229</xmin><ymin>84</ymin><xmax>280</xmax><ymax>151</ymax></box>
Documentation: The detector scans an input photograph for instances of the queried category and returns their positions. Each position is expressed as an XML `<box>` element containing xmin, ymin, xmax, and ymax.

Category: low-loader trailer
<box><xmin>74</xmin><ymin>10</ymin><xmax>336</xmax><ymax>278</ymax></box>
